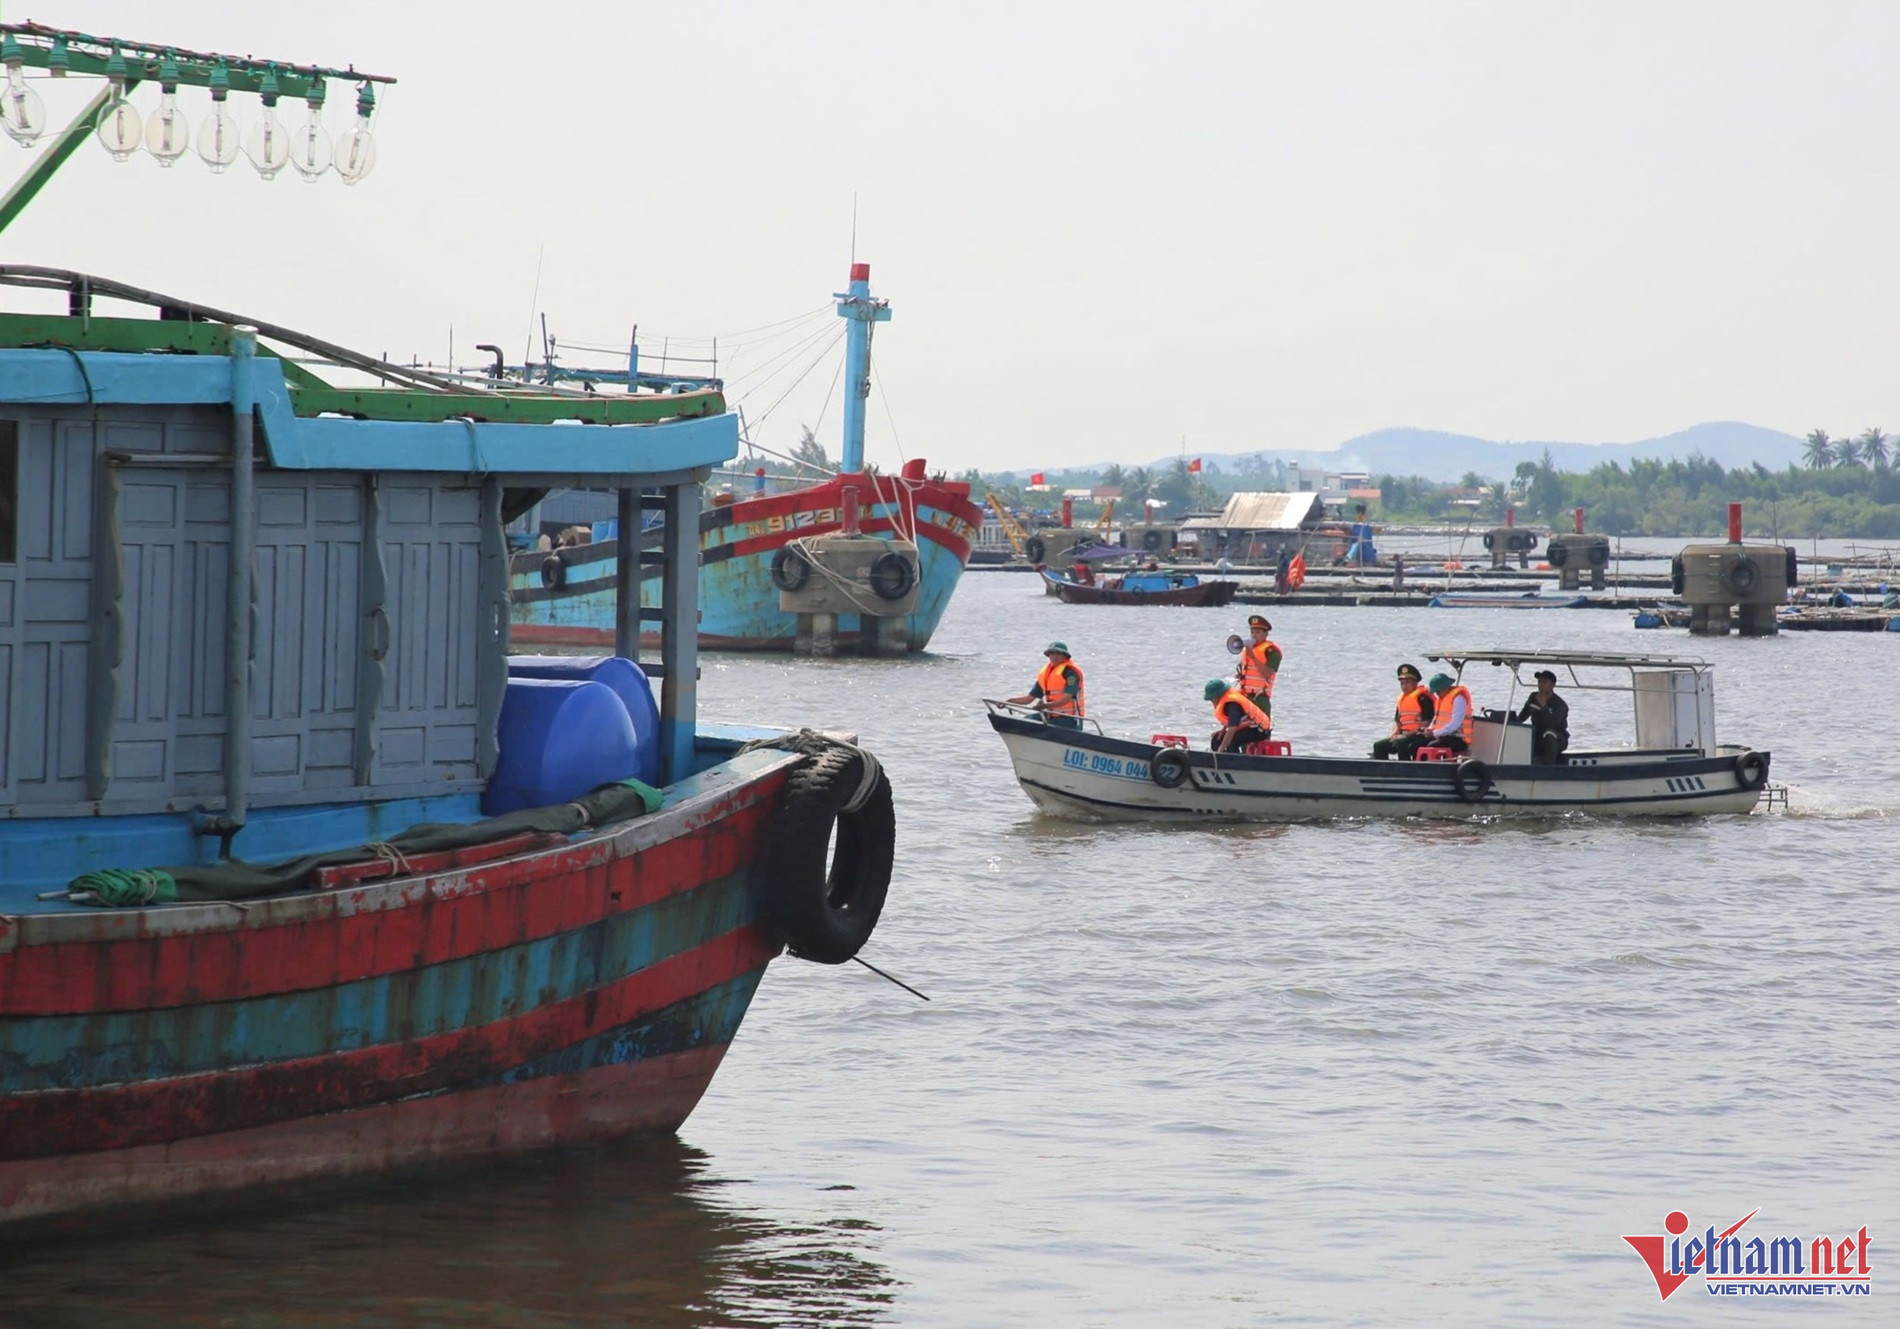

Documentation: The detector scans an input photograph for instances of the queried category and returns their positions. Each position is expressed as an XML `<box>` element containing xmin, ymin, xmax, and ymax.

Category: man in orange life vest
<box><xmin>1371</xmin><ymin>662</ymin><xmax>1436</xmax><ymax>760</ymax></box>
<box><xmin>1006</xmin><ymin>641</ymin><xmax>1086</xmax><ymax>729</ymax></box>
<box><xmin>1235</xmin><ymin>615</ymin><xmax>1281</xmax><ymax>718</ymax></box>
<box><xmin>1422</xmin><ymin>671</ymin><xmax>1475</xmax><ymax>753</ymax></box>
<box><xmin>1205</xmin><ymin>678</ymin><xmax>1271</xmax><ymax>753</ymax></box>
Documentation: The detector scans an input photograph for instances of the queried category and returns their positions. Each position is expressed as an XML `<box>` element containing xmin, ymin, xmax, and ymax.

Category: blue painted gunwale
<box><xmin>0</xmin><ymin>793</ymin><xmax>481</xmax><ymax>910</ymax></box>
<box><xmin>0</xmin><ymin>349</ymin><xmax>739</xmax><ymax>474</ymax></box>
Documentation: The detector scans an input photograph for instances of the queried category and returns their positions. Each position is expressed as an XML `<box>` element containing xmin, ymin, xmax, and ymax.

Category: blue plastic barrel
<box><xmin>506</xmin><ymin>655</ymin><xmax>660</xmax><ymax>784</ymax></box>
<box><xmin>485</xmin><ymin>678</ymin><xmax>641</xmax><ymax>816</ymax></box>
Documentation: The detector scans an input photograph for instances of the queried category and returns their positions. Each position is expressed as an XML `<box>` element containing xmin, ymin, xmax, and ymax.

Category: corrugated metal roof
<box><xmin>1204</xmin><ymin>491</ymin><xmax>1325</xmax><ymax>531</ymax></box>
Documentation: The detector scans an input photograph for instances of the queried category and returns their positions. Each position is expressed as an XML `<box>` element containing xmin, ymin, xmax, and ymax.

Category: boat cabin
<box><xmin>0</xmin><ymin>266</ymin><xmax>734</xmax><ymax>898</ymax></box>
<box><xmin>1429</xmin><ymin>648</ymin><xmax>1721</xmax><ymax>765</ymax></box>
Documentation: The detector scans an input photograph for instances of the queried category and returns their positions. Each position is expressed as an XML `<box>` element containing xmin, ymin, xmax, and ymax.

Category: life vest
<box><xmin>1036</xmin><ymin>660</ymin><xmax>1085</xmax><ymax>718</ymax></box>
<box><xmin>1435</xmin><ymin>684</ymin><xmax>1474</xmax><ymax>742</ymax></box>
<box><xmin>1395</xmin><ymin>684</ymin><xmax>1428</xmax><ymax>733</ymax></box>
<box><xmin>1212</xmin><ymin>687</ymin><xmax>1271</xmax><ymax>732</ymax></box>
<box><xmin>1237</xmin><ymin>639</ymin><xmax>1280</xmax><ymax>696</ymax></box>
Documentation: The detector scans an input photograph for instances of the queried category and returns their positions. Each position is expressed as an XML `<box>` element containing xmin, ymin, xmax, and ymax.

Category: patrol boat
<box><xmin>986</xmin><ymin>649</ymin><xmax>1771</xmax><ymax>820</ymax></box>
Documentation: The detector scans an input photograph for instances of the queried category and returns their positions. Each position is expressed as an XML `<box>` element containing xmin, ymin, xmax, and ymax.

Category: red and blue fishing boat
<box><xmin>0</xmin><ymin>25</ymin><xmax>894</xmax><ymax>1227</ymax></box>
<box><xmin>510</xmin><ymin>264</ymin><xmax>985</xmax><ymax>654</ymax></box>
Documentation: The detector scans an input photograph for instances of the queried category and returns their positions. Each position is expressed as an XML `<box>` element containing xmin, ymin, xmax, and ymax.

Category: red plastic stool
<box><xmin>1244</xmin><ymin>739</ymin><xmax>1292</xmax><ymax>757</ymax></box>
<box><xmin>1414</xmin><ymin>745</ymin><xmax>1458</xmax><ymax>762</ymax></box>
<box><xmin>1151</xmin><ymin>734</ymin><xmax>1189</xmax><ymax>749</ymax></box>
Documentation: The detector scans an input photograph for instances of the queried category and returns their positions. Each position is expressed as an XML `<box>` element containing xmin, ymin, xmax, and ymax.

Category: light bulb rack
<box><xmin>0</xmin><ymin>22</ymin><xmax>395</xmax><ymax>236</ymax></box>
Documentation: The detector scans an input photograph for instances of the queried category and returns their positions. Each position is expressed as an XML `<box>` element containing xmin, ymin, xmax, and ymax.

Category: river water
<box><xmin>4</xmin><ymin>574</ymin><xmax>1894</xmax><ymax>1327</ymax></box>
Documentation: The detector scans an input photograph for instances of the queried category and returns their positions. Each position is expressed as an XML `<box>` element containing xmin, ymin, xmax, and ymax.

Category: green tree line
<box><xmin>1377</xmin><ymin>433</ymin><xmax>1900</xmax><ymax>537</ymax></box>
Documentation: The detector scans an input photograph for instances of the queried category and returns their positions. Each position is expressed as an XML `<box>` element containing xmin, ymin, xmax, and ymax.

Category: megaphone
<box><xmin>1225</xmin><ymin>633</ymin><xmax>1244</xmax><ymax>655</ymax></box>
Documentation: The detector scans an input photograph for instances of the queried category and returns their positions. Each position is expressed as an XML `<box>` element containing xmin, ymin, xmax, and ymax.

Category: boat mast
<box><xmin>834</xmin><ymin>261</ymin><xmax>890</xmax><ymax>473</ymax></box>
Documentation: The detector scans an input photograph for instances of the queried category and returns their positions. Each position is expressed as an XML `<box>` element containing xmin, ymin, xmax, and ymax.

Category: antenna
<box><xmin>522</xmin><ymin>241</ymin><xmax>545</xmax><ymax>373</ymax></box>
<box><xmin>850</xmin><ymin>191</ymin><xmax>858</xmax><ymax>266</ymax></box>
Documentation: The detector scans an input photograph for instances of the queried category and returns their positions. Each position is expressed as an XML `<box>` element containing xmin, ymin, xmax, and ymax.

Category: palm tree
<box><xmin>1803</xmin><ymin>429</ymin><xmax>1833</xmax><ymax>469</ymax></box>
<box><xmin>1859</xmin><ymin>428</ymin><xmax>1889</xmax><ymax>471</ymax></box>
<box><xmin>1835</xmin><ymin>436</ymin><xmax>1864</xmax><ymax>469</ymax></box>
<box><xmin>1100</xmin><ymin>463</ymin><xmax>1127</xmax><ymax>493</ymax></box>
<box><xmin>1125</xmin><ymin>466</ymin><xmax>1154</xmax><ymax>504</ymax></box>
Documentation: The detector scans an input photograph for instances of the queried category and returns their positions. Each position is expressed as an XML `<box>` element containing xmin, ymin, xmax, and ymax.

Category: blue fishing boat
<box><xmin>0</xmin><ymin>23</ymin><xmax>895</xmax><ymax>1227</ymax></box>
<box><xmin>511</xmin><ymin>264</ymin><xmax>984</xmax><ymax>654</ymax></box>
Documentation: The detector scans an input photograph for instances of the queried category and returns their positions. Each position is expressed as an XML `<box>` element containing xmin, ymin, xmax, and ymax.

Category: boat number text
<box><xmin>1064</xmin><ymin>749</ymin><xmax>1149</xmax><ymax>781</ymax></box>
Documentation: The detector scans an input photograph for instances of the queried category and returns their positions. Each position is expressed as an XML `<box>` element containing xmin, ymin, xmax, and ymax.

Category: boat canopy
<box><xmin>1428</xmin><ymin>648</ymin><xmax>1711</xmax><ymax>673</ymax></box>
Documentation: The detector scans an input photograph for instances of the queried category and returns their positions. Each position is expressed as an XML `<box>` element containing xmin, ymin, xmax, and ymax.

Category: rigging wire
<box><xmin>810</xmin><ymin>355</ymin><xmax>845</xmax><ymax>444</ymax></box>
<box><xmin>727</xmin><ymin>320</ymin><xmax>845</xmax><ymax>404</ymax></box>
<box><xmin>747</xmin><ymin>328</ymin><xmax>846</xmax><ymax>434</ymax></box>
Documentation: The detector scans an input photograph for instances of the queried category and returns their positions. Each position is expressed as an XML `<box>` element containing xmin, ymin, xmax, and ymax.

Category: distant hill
<box><xmin>1182</xmin><ymin>422</ymin><xmax>1805</xmax><ymax>484</ymax></box>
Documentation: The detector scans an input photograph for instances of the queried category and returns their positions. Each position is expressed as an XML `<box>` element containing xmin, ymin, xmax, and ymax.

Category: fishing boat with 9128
<box><xmin>985</xmin><ymin>649</ymin><xmax>1772</xmax><ymax>821</ymax></box>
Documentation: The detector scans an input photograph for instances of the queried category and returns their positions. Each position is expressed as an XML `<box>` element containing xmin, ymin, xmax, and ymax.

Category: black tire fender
<box><xmin>1024</xmin><ymin>536</ymin><xmax>1047</xmax><ymax>564</ymax></box>
<box><xmin>1670</xmin><ymin>555</ymin><xmax>1685</xmax><ymax>596</ymax></box>
<box><xmin>1482</xmin><ymin>532</ymin><xmax>1496</xmax><ymax>551</ymax></box>
<box><xmin>1452</xmin><ymin>758</ymin><xmax>1490</xmax><ymax>803</ymax></box>
<box><xmin>1142</xmin><ymin>529</ymin><xmax>1164</xmax><ymax>552</ymax></box>
<box><xmin>870</xmin><ymin>550</ymin><xmax>916</xmax><ymax>601</ymax></box>
<box><xmin>764</xmin><ymin>745</ymin><xmax>894</xmax><ymax>964</ymax></box>
<box><xmin>1586</xmin><ymin>541</ymin><xmax>1609</xmax><ymax>567</ymax></box>
<box><xmin>1734</xmin><ymin>750</ymin><xmax>1769</xmax><ymax>790</ymax></box>
<box><xmin>1784</xmin><ymin>545</ymin><xmax>1798</xmax><ymax>587</ymax></box>
<box><xmin>1547</xmin><ymin>541</ymin><xmax>1568</xmax><ymax>568</ymax></box>
<box><xmin>771</xmin><ymin>547</ymin><xmax>811</xmax><ymax>592</ymax></box>
<box><xmin>539</xmin><ymin>555</ymin><xmax>566</xmax><ymax>589</ymax></box>
<box><xmin>1151</xmin><ymin>748</ymin><xmax>1190</xmax><ymax>789</ymax></box>
<box><xmin>1725</xmin><ymin>556</ymin><xmax>1760</xmax><ymax>597</ymax></box>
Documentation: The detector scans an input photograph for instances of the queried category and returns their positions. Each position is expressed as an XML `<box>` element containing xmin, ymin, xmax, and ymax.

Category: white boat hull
<box><xmin>989</xmin><ymin>714</ymin><xmax>1767</xmax><ymax>821</ymax></box>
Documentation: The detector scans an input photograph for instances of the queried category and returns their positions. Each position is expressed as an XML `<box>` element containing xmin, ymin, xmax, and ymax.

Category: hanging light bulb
<box><xmin>289</xmin><ymin>76</ymin><xmax>331</xmax><ymax>182</ymax></box>
<box><xmin>196</xmin><ymin>59</ymin><xmax>239</xmax><ymax>172</ymax></box>
<box><xmin>94</xmin><ymin>46</ymin><xmax>142</xmax><ymax>161</ymax></box>
<box><xmin>144</xmin><ymin>52</ymin><xmax>190</xmax><ymax>167</ymax></box>
<box><xmin>335</xmin><ymin>81</ymin><xmax>378</xmax><ymax>185</ymax></box>
<box><xmin>0</xmin><ymin>34</ymin><xmax>47</xmax><ymax>147</ymax></box>
<box><xmin>244</xmin><ymin>64</ymin><xmax>289</xmax><ymax>179</ymax></box>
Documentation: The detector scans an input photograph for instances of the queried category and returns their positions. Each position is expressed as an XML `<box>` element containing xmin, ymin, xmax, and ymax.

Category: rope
<box><xmin>365</xmin><ymin>842</ymin><xmax>413</xmax><ymax>876</ymax></box>
<box><xmin>782</xmin><ymin>533</ymin><xmax>903</xmax><ymax>616</ymax></box>
<box><xmin>736</xmin><ymin>727</ymin><xmax>883</xmax><ymax>810</ymax></box>
<box><xmin>68</xmin><ymin>867</ymin><xmax>177</xmax><ymax>906</ymax></box>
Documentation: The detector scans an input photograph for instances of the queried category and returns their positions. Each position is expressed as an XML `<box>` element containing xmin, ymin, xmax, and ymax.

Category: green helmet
<box><xmin>1203</xmin><ymin>678</ymin><xmax>1227</xmax><ymax>702</ymax></box>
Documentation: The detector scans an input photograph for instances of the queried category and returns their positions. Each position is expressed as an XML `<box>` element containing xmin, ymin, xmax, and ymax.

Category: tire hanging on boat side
<box><xmin>539</xmin><ymin>555</ymin><xmax>566</xmax><ymax>589</ymax></box>
<box><xmin>870</xmin><ymin>551</ymin><xmax>916</xmax><ymax>601</ymax></box>
<box><xmin>1452</xmin><ymin>758</ymin><xmax>1489</xmax><ymax>803</ymax></box>
<box><xmin>1151</xmin><ymin>748</ymin><xmax>1190</xmax><ymax>789</ymax></box>
<box><xmin>1024</xmin><ymin>536</ymin><xmax>1046</xmax><ymax>565</ymax></box>
<box><xmin>771</xmin><ymin>546</ymin><xmax>811</xmax><ymax>592</ymax></box>
<box><xmin>763</xmin><ymin>743</ymin><xmax>894</xmax><ymax>964</ymax></box>
<box><xmin>1734</xmin><ymin>750</ymin><xmax>1769</xmax><ymax>790</ymax></box>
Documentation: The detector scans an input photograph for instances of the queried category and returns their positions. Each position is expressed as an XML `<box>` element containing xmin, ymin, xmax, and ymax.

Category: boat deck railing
<box><xmin>983</xmin><ymin>699</ymin><xmax>1106</xmax><ymax>736</ymax></box>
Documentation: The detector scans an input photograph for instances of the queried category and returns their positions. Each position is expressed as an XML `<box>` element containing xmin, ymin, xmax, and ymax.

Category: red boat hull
<box><xmin>0</xmin><ymin>751</ymin><xmax>798</xmax><ymax>1226</ymax></box>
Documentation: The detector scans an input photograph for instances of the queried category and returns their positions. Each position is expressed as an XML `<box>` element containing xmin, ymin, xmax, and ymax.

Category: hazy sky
<box><xmin>4</xmin><ymin>1</ymin><xmax>1897</xmax><ymax>472</ymax></box>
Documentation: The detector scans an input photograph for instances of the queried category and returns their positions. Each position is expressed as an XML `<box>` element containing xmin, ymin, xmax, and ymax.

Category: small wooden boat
<box><xmin>1039</xmin><ymin>566</ymin><xmax>1239</xmax><ymax>606</ymax></box>
<box><xmin>1429</xmin><ymin>589</ymin><xmax>1586</xmax><ymax>608</ymax></box>
<box><xmin>987</xmin><ymin>648</ymin><xmax>1770</xmax><ymax>821</ymax></box>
